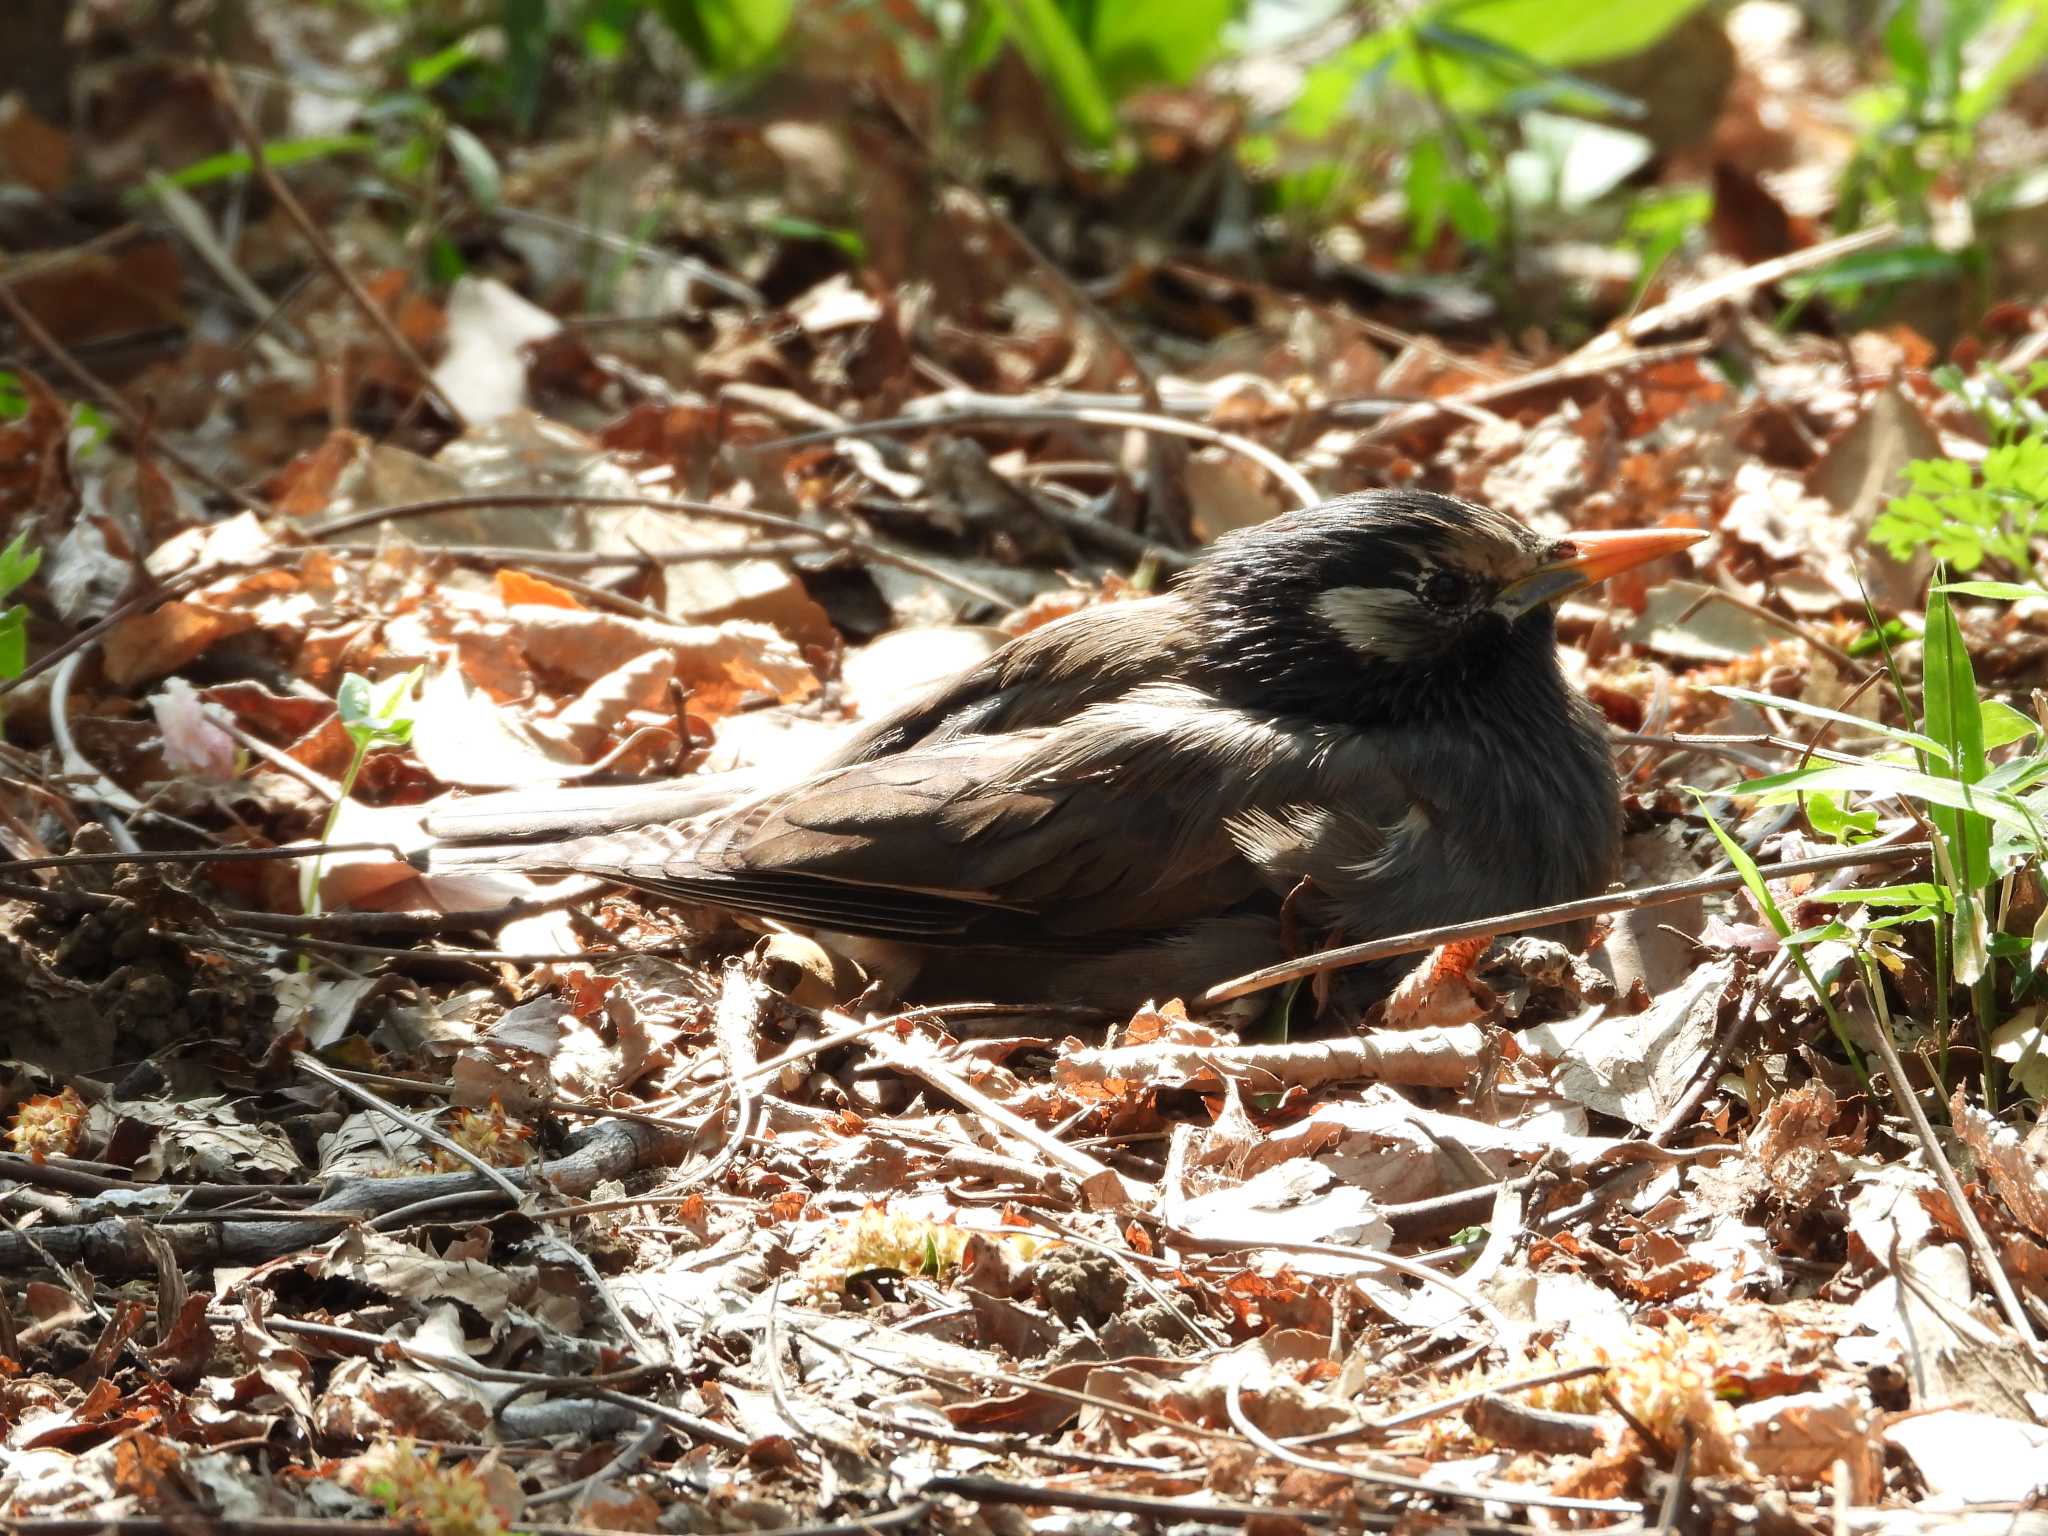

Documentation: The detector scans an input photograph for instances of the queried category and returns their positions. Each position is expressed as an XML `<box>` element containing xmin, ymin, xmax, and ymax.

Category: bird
<box><xmin>426</xmin><ymin>491</ymin><xmax>1703</xmax><ymax>1010</ymax></box>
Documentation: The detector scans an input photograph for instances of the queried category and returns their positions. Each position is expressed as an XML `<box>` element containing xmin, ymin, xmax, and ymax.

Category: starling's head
<box><xmin>1183</xmin><ymin>490</ymin><xmax>1702</xmax><ymax>724</ymax></box>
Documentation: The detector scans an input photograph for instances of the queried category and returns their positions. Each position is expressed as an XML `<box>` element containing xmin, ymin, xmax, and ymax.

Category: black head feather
<box><xmin>1180</xmin><ymin>490</ymin><xmax>1566</xmax><ymax>727</ymax></box>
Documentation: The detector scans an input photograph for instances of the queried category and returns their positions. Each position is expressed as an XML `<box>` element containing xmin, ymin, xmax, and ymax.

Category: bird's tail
<box><xmin>421</xmin><ymin>769</ymin><xmax>760</xmax><ymax>846</ymax></box>
<box><xmin>425</xmin><ymin>821</ymin><xmax>701</xmax><ymax>878</ymax></box>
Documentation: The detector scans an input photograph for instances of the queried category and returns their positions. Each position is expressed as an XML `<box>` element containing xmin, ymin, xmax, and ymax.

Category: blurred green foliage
<box><xmin>185</xmin><ymin>0</ymin><xmax>2048</xmax><ymax>330</ymax></box>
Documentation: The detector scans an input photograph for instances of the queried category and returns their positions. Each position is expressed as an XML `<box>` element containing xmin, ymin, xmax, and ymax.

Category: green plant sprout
<box><xmin>1873</xmin><ymin>365</ymin><xmax>2048</xmax><ymax>574</ymax></box>
<box><xmin>1715</xmin><ymin>577</ymin><xmax>2048</xmax><ymax>1105</ymax></box>
<box><xmin>304</xmin><ymin>668</ymin><xmax>424</xmax><ymax>919</ymax></box>
<box><xmin>0</xmin><ymin>532</ymin><xmax>43</xmax><ymax>736</ymax></box>
<box><xmin>1693</xmin><ymin>797</ymin><xmax>1863</xmax><ymax>1078</ymax></box>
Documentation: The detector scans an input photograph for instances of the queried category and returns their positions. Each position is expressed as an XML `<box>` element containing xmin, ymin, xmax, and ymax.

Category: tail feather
<box><xmin>422</xmin><ymin>770</ymin><xmax>760</xmax><ymax>845</ymax></box>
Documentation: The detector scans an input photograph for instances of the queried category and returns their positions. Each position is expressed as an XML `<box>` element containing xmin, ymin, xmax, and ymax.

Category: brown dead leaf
<box><xmin>1951</xmin><ymin>1087</ymin><xmax>2048</xmax><ymax>1241</ymax></box>
<box><xmin>1380</xmin><ymin>938</ymin><xmax>1495</xmax><ymax>1030</ymax></box>
<box><xmin>12</xmin><ymin>238</ymin><xmax>183</xmax><ymax>345</ymax></box>
<box><xmin>0</xmin><ymin>91</ymin><xmax>72</xmax><ymax>197</ymax></box>
<box><xmin>263</xmin><ymin>429</ymin><xmax>369</xmax><ymax>517</ymax></box>
<box><xmin>0</xmin><ymin>365</ymin><xmax>72</xmax><ymax>518</ymax></box>
<box><xmin>1756</xmin><ymin>1082</ymin><xmax>1858</xmax><ymax>1206</ymax></box>
<box><xmin>101</xmin><ymin>600</ymin><xmax>255</xmax><ymax>687</ymax></box>
<box><xmin>1733</xmin><ymin>1389</ymin><xmax>1874</xmax><ymax>1490</ymax></box>
<box><xmin>512</xmin><ymin>606</ymin><xmax>818</xmax><ymax>718</ymax></box>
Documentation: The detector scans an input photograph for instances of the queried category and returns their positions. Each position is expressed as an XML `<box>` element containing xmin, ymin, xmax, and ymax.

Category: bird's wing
<box><xmin>420</xmin><ymin>600</ymin><xmax>1187</xmax><ymax>848</ymax></box>
<box><xmin>541</xmin><ymin>685</ymin><xmax>1422</xmax><ymax>947</ymax></box>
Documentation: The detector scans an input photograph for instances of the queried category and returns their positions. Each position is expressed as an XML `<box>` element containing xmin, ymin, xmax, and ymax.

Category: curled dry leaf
<box><xmin>541</xmin><ymin>647</ymin><xmax>676</xmax><ymax>757</ymax></box>
<box><xmin>511</xmin><ymin>604</ymin><xmax>818</xmax><ymax>718</ymax></box>
<box><xmin>1950</xmin><ymin>1088</ymin><xmax>2048</xmax><ymax>1242</ymax></box>
<box><xmin>1380</xmin><ymin>937</ymin><xmax>1495</xmax><ymax>1030</ymax></box>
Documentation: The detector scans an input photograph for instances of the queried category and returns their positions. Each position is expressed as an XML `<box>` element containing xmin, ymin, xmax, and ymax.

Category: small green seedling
<box><xmin>304</xmin><ymin>667</ymin><xmax>424</xmax><ymax>918</ymax></box>
<box><xmin>0</xmin><ymin>532</ymin><xmax>43</xmax><ymax>736</ymax></box>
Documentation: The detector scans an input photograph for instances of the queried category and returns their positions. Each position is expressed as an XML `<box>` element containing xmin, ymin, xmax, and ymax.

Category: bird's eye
<box><xmin>1421</xmin><ymin>571</ymin><xmax>1468</xmax><ymax>607</ymax></box>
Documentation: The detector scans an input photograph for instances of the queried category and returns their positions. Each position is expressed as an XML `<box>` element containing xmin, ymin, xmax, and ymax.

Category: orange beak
<box><xmin>1495</xmin><ymin>526</ymin><xmax>1707</xmax><ymax>618</ymax></box>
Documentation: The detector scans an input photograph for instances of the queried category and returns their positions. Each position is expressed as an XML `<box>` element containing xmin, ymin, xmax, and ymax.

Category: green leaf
<box><xmin>503</xmin><ymin>0</ymin><xmax>548</xmax><ymax>127</ymax></box>
<box><xmin>1806</xmin><ymin>882</ymin><xmax>1951</xmax><ymax>911</ymax></box>
<box><xmin>996</xmin><ymin>0</ymin><xmax>1117</xmax><ymax>143</ymax></box>
<box><xmin>1780</xmin><ymin>243</ymin><xmax>1958</xmax><ymax>300</ymax></box>
<box><xmin>1883</xmin><ymin>0</ymin><xmax>1932</xmax><ymax>101</ymax></box>
<box><xmin>0</xmin><ymin>531</ymin><xmax>40</xmax><ymax>601</ymax></box>
<box><xmin>581</xmin><ymin>0</ymin><xmax>643</xmax><ymax>60</ymax></box>
<box><xmin>444</xmin><ymin>124</ymin><xmax>502</xmax><ymax>210</ymax></box>
<box><xmin>1923</xmin><ymin>580</ymin><xmax>1992</xmax><ymax>880</ymax></box>
<box><xmin>651</xmin><ymin>0</ymin><xmax>794</xmax><ymax>77</ymax></box>
<box><xmin>1624</xmin><ymin>186</ymin><xmax>1709</xmax><ymax>286</ymax></box>
<box><xmin>1737</xmin><ymin>761</ymin><xmax>2044</xmax><ymax>832</ymax></box>
<box><xmin>1805</xmin><ymin>788</ymin><xmax>1879</xmax><ymax>843</ymax></box>
<box><xmin>336</xmin><ymin>673</ymin><xmax>374</xmax><ymax>733</ymax></box>
<box><xmin>1427</xmin><ymin>0</ymin><xmax>1709</xmax><ymax>68</ymax></box>
<box><xmin>1781</xmin><ymin>920</ymin><xmax>1854</xmax><ymax>948</ymax></box>
<box><xmin>759</xmin><ymin>215</ymin><xmax>866</xmax><ymax>262</ymax></box>
<box><xmin>1981</xmin><ymin>698</ymin><xmax>2039</xmax><ymax>751</ymax></box>
<box><xmin>157</xmin><ymin>135</ymin><xmax>377</xmax><ymax>190</ymax></box>
<box><xmin>1957</xmin><ymin>0</ymin><xmax>2048</xmax><ymax>123</ymax></box>
<box><xmin>1406</xmin><ymin>136</ymin><xmax>1452</xmax><ymax>248</ymax></box>
<box><xmin>0</xmin><ymin>371</ymin><xmax>27</xmax><ymax>421</ymax></box>
<box><xmin>1289</xmin><ymin>0</ymin><xmax>1704</xmax><ymax>132</ymax></box>
<box><xmin>1444</xmin><ymin>174</ymin><xmax>1501</xmax><ymax>246</ymax></box>
<box><xmin>407</xmin><ymin>36</ymin><xmax>483</xmax><ymax>89</ymax></box>
<box><xmin>1087</xmin><ymin>0</ymin><xmax>1234</xmax><ymax>97</ymax></box>
<box><xmin>1697</xmin><ymin>803</ymin><xmax>1790</xmax><ymax>940</ymax></box>
<box><xmin>1707</xmin><ymin>684</ymin><xmax>1945</xmax><ymax>758</ymax></box>
<box><xmin>1938</xmin><ymin>579</ymin><xmax>2048</xmax><ymax>600</ymax></box>
<box><xmin>426</xmin><ymin>233</ymin><xmax>468</xmax><ymax>285</ymax></box>
<box><xmin>0</xmin><ymin>603</ymin><xmax>27</xmax><ymax>679</ymax></box>
<box><xmin>1923</xmin><ymin>578</ymin><xmax>1993</xmax><ymax>983</ymax></box>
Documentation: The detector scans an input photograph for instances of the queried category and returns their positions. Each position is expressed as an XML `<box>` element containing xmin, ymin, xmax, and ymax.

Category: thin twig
<box><xmin>917</xmin><ymin>1476</ymin><xmax>1340</xmax><ymax>1530</ymax></box>
<box><xmin>1222</xmin><ymin>1378</ymin><xmax>1639</xmax><ymax>1515</ymax></box>
<box><xmin>304</xmin><ymin>490</ymin><xmax>1020</xmax><ymax>611</ymax></box>
<box><xmin>1340</xmin><ymin>337</ymin><xmax>1714</xmax><ymax>439</ymax></box>
<box><xmin>1859</xmin><ymin>971</ymin><xmax>2041</xmax><ymax>1347</ymax></box>
<box><xmin>319</xmin><ymin>537</ymin><xmax>831</xmax><ymax>568</ymax></box>
<box><xmin>1201</xmin><ymin>841</ymin><xmax>1933</xmax><ymax>1004</ymax></box>
<box><xmin>206</xmin><ymin>64</ymin><xmax>469</xmax><ymax>430</ymax></box>
<box><xmin>1651</xmin><ymin>950</ymin><xmax>1791</xmax><ymax>1145</ymax></box>
<box><xmin>1317</xmin><ymin>1364</ymin><xmax>1611</xmax><ymax>1439</ymax></box>
<box><xmin>1622</xmin><ymin>222</ymin><xmax>1901</xmax><ymax>342</ymax></box>
<box><xmin>758</xmin><ymin>402</ymin><xmax>1319</xmax><ymax>510</ymax></box>
<box><xmin>292</xmin><ymin>1051</ymin><xmax>530</xmax><ymax>1209</ymax></box>
<box><xmin>495</xmin><ymin>205</ymin><xmax>764</xmax><ymax>308</ymax></box>
<box><xmin>201</xmin><ymin>703</ymin><xmax>345</xmax><ymax>799</ymax></box>
<box><xmin>1654</xmin><ymin>1425</ymin><xmax>1695</xmax><ymax>1533</ymax></box>
<box><xmin>1675</xmin><ymin>582</ymin><xmax>1863</xmax><ymax>677</ymax></box>
<box><xmin>0</xmin><ymin>842</ymin><xmax>403</xmax><ymax>874</ymax></box>
<box><xmin>0</xmin><ymin>565</ymin><xmax>208</xmax><ymax>698</ymax></box>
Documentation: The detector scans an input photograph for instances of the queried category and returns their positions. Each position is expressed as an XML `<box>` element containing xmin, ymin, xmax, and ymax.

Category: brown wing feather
<box><xmin>623</xmin><ymin>687</ymin><xmax>1419</xmax><ymax>945</ymax></box>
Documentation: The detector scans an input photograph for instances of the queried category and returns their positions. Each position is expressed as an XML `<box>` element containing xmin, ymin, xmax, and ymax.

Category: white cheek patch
<box><xmin>1315</xmin><ymin>585</ymin><xmax>1435</xmax><ymax>659</ymax></box>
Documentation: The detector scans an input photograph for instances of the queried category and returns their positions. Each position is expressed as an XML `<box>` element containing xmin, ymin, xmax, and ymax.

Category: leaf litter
<box><xmin>2</xmin><ymin>6</ymin><xmax>2048</xmax><ymax>1533</ymax></box>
